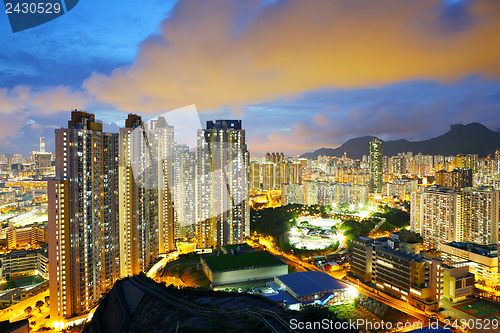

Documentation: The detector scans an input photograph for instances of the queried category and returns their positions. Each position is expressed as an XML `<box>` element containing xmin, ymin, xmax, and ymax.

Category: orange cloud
<box><xmin>83</xmin><ymin>0</ymin><xmax>500</xmax><ymax>114</ymax></box>
<box><xmin>0</xmin><ymin>86</ymin><xmax>89</xmax><ymax>115</ymax></box>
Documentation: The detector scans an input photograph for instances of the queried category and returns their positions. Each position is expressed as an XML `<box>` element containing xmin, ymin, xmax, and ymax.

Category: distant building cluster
<box><xmin>48</xmin><ymin>111</ymin><xmax>250</xmax><ymax>320</ymax></box>
<box><xmin>249</xmin><ymin>160</ymin><xmax>301</xmax><ymax>191</ymax></box>
<box><xmin>410</xmin><ymin>185</ymin><xmax>500</xmax><ymax>250</ymax></box>
<box><xmin>0</xmin><ymin>137</ymin><xmax>55</xmax><ymax>179</ymax></box>
<box><xmin>2</xmin><ymin>222</ymin><xmax>47</xmax><ymax>249</ymax></box>
<box><xmin>281</xmin><ymin>181</ymin><xmax>368</xmax><ymax>206</ymax></box>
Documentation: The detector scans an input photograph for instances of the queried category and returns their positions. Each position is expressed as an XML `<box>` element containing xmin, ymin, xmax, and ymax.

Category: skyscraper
<box><xmin>369</xmin><ymin>138</ymin><xmax>383</xmax><ymax>193</ymax></box>
<box><xmin>196</xmin><ymin>120</ymin><xmax>249</xmax><ymax>249</ymax></box>
<box><xmin>411</xmin><ymin>186</ymin><xmax>500</xmax><ymax>250</ymax></box>
<box><xmin>119</xmin><ymin>114</ymin><xmax>159</xmax><ymax>277</ymax></box>
<box><xmin>149</xmin><ymin>117</ymin><xmax>175</xmax><ymax>253</ymax></box>
<box><xmin>40</xmin><ymin>137</ymin><xmax>46</xmax><ymax>153</ymax></box>
<box><xmin>410</xmin><ymin>186</ymin><xmax>458</xmax><ymax>250</ymax></box>
<box><xmin>173</xmin><ymin>144</ymin><xmax>196</xmax><ymax>239</ymax></box>
<box><xmin>48</xmin><ymin>111</ymin><xmax>119</xmax><ymax>320</ymax></box>
<box><xmin>457</xmin><ymin>187</ymin><xmax>499</xmax><ymax>246</ymax></box>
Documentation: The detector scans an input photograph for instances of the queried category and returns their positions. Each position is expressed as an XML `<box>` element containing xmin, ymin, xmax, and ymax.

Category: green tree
<box><xmin>35</xmin><ymin>300</ymin><xmax>44</xmax><ymax>313</ymax></box>
<box><xmin>24</xmin><ymin>306</ymin><xmax>32</xmax><ymax>316</ymax></box>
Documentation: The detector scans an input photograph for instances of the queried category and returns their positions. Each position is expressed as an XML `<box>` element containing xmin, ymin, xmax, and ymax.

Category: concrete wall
<box><xmin>208</xmin><ymin>264</ymin><xmax>288</xmax><ymax>286</ymax></box>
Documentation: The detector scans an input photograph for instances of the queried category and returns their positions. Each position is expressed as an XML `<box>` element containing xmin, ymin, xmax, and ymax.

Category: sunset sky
<box><xmin>1</xmin><ymin>0</ymin><xmax>499</xmax><ymax>156</ymax></box>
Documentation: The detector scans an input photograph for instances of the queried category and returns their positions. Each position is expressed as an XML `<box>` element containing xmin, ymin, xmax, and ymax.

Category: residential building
<box><xmin>369</xmin><ymin>139</ymin><xmax>383</xmax><ymax>193</ymax></box>
<box><xmin>435</xmin><ymin>168</ymin><xmax>472</xmax><ymax>190</ymax></box>
<box><xmin>456</xmin><ymin>186</ymin><xmax>499</xmax><ymax>246</ymax></box>
<box><xmin>149</xmin><ymin>117</ymin><xmax>175</xmax><ymax>253</ymax></box>
<box><xmin>119</xmin><ymin>114</ymin><xmax>159</xmax><ymax>277</ymax></box>
<box><xmin>196</xmin><ymin>120</ymin><xmax>249</xmax><ymax>249</ymax></box>
<box><xmin>410</xmin><ymin>186</ymin><xmax>458</xmax><ymax>250</ymax></box>
<box><xmin>173</xmin><ymin>144</ymin><xmax>196</xmax><ymax>239</ymax></box>
<box><xmin>48</xmin><ymin>110</ymin><xmax>120</xmax><ymax>319</ymax></box>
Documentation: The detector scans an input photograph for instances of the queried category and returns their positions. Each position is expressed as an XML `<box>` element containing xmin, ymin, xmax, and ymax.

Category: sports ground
<box><xmin>453</xmin><ymin>300</ymin><xmax>500</xmax><ymax>320</ymax></box>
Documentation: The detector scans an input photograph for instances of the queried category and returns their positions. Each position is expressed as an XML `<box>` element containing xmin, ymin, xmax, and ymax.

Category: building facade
<box><xmin>48</xmin><ymin>111</ymin><xmax>120</xmax><ymax>320</ymax></box>
<box><xmin>351</xmin><ymin>236</ymin><xmax>474</xmax><ymax>310</ymax></box>
<box><xmin>411</xmin><ymin>186</ymin><xmax>458</xmax><ymax>250</ymax></box>
<box><xmin>196</xmin><ymin>120</ymin><xmax>250</xmax><ymax>249</ymax></box>
<box><xmin>369</xmin><ymin>139</ymin><xmax>383</xmax><ymax>193</ymax></box>
<box><xmin>119</xmin><ymin>114</ymin><xmax>159</xmax><ymax>277</ymax></box>
<box><xmin>173</xmin><ymin>144</ymin><xmax>196</xmax><ymax>239</ymax></box>
<box><xmin>411</xmin><ymin>186</ymin><xmax>500</xmax><ymax>250</ymax></box>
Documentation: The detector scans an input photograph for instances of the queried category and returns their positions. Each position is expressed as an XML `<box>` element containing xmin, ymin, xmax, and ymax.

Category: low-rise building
<box><xmin>442</xmin><ymin>264</ymin><xmax>475</xmax><ymax>302</ymax></box>
<box><xmin>5</xmin><ymin>223</ymin><xmax>48</xmax><ymax>249</ymax></box>
<box><xmin>265</xmin><ymin>271</ymin><xmax>354</xmax><ymax>309</ymax></box>
<box><xmin>0</xmin><ymin>281</ymin><xmax>48</xmax><ymax>309</ymax></box>
<box><xmin>201</xmin><ymin>251</ymin><xmax>288</xmax><ymax>287</ymax></box>
<box><xmin>0</xmin><ymin>248</ymin><xmax>48</xmax><ymax>282</ymax></box>
<box><xmin>0</xmin><ymin>319</ymin><xmax>29</xmax><ymax>333</ymax></box>
<box><xmin>351</xmin><ymin>236</ymin><xmax>475</xmax><ymax>311</ymax></box>
<box><xmin>440</xmin><ymin>241</ymin><xmax>498</xmax><ymax>284</ymax></box>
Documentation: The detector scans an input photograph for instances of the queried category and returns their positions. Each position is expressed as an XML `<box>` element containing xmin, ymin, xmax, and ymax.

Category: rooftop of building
<box><xmin>221</xmin><ymin>243</ymin><xmax>253</xmax><ymax>253</ymax></box>
<box><xmin>0</xmin><ymin>248</ymin><xmax>47</xmax><ymax>259</ymax></box>
<box><xmin>0</xmin><ymin>319</ymin><xmax>29</xmax><ymax>333</ymax></box>
<box><xmin>276</xmin><ymin>271</ymin><xmax>348</xmax><ymax>297</ymax></box>
<box><xmin>374</xmin><ymin>236</ymin><xmax>391</xmax><ymax>243</ymax></box>
<box><xmin>443</xmin><ymin>241</ymin><xmax>498</xmax><ymax>258</ymax></box>
<box><xmin>68</xmin><ymin>110</ymin><xmax>103</xmax><ymax>131</ymax></box>
<box><xmin>423</xmin><ymin>185</ymin><xmax>457</xmax><ymax>193</ymax></box>
<box><xmin>265</xmin><ymin>281</ymin><xmax>299</xmax><ymax>305</ymax></box>
<box><xmin>202</xmin><ymin>251</ymin><xmax>285</xmax><ymax>273</ymax></box>
<box><xmin>206</xmin><ymin>120</ymin><xmax>242</xmax><ymax>130</ymax></box>
<box><xmin>461</xmin><ymin>186</ymin><xmax>496</xmax><ymax>192</ymax></box>
<box><xmin>377</xmin><ymin>247</ymin><xmax>426</xmax><ymax>263</ymax></box>
<box><xmin>354</xmin><ymin>236</ymin><xmax>374</xmax><ymax>244</ymax></box>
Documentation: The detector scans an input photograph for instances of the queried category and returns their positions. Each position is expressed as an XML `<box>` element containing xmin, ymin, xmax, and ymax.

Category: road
<box><xmin>344</xmin><ymin>276</ymin><xmax>428</xmax><ymax>323</ymax></box>
<box><xmin>0</xmin><ymin>289</ymin><xmax>49</xmax><ymax>323</ymax></box>
<box><xmin>254</xmin><ymin>237</ymin><xmax>322</xmax><ymax>272</ymax></box>
<box><xmin>368</xmin><ymin>217</ymin><xmax>386</xmax><ymax>236</ymax></box>
<box><xmin>146</xmin><ymin>251</ymin><xmax>180</xmax><ymax>279</ymax></box>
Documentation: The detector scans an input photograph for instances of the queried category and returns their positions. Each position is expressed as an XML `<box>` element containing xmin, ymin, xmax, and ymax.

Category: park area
<box><xmin>289</xmin><ymin>216</ymin><xmax>344</xmax><ymax>250</ymax></box>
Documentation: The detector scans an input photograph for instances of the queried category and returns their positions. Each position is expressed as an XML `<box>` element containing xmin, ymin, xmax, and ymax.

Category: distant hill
<box><xmin>300</xmin><ymin>123</ymin><xmax>500</xmax><ymax>159</ymax></box>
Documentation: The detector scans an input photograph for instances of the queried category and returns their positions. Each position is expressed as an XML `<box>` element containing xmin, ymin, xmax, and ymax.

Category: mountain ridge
<box><xmin>300</xmin><ymin>123</ymin><xmax>500</xmax><ymax>159</ymax></box>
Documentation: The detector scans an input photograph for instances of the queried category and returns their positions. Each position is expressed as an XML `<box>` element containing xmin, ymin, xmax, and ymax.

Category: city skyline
<box><xmin>2</xmin><ymin>1</ymin><xmax>500</xmax><ymax>331</ymax></box>
<box><xmin>1</xmin><ymin>0</ymin><xmax>499</xmax><ymax>156</ymax></box>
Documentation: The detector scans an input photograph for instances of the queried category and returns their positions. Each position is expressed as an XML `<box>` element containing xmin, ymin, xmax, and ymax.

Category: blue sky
<box><xmin>1</xmin><ymin>0</ymin><xmax>499</xmax><ymax>156</ymax></box>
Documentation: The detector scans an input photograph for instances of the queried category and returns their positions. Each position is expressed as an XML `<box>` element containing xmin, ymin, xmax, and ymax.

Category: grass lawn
<box><xmin>330</xmin><ymin>302</ymin><xmax>379</xmax><ymax>322</ymax></box>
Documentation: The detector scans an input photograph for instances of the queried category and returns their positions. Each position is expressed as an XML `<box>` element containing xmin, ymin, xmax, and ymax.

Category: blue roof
<box><xmin>276</xmin><ymin>271</ymin><xmax>348</xmax><ymax>297</ymax></box>
<box><xmin>263</xmin><ymin>282</ymin><xmax>300</xmax><ymax>305</ymax></box>
<box><xmin>407</xmin><ymin>327</ymin><xmax>451</xmax><ymax>333</ymax></box>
